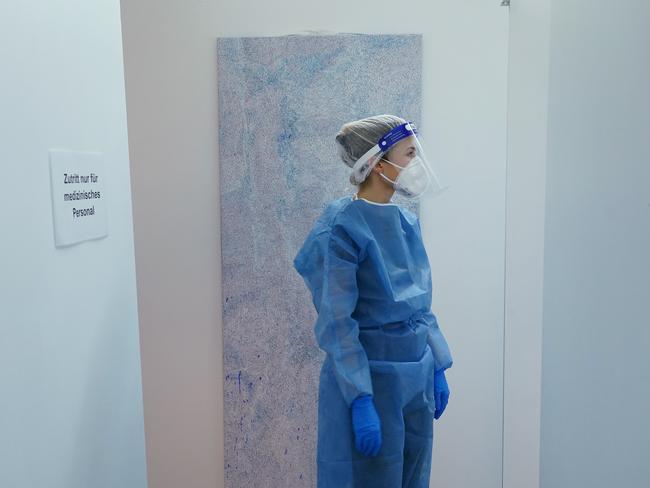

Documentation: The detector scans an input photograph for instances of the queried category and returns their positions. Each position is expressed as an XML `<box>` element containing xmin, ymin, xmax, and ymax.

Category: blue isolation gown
<box><xmin>293</xmin><ymin>194</ymin><xmax>453</xmax><ymax>488</ymax></box>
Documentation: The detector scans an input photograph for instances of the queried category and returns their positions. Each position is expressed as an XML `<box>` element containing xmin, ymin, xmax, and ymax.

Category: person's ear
<box><xmin>365</xmin><ymin>156</ymin><xmax>382</xmax><ymax>174</ymax></box>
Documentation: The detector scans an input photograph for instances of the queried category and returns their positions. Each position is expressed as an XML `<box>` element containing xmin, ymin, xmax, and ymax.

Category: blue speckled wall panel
<box><xmin>217</xmin><ymin>33</ymin><xmax>422</xmax><ymax>487</ymax></box>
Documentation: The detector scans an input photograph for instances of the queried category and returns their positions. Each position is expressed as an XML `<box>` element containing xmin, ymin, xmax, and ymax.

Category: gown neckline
<box><xmin>350</xmin><ymin>193</ymin><xmax>397</xmax><ymax>207</ymax></box>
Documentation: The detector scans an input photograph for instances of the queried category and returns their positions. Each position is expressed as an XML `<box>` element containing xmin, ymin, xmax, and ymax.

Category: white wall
<box><xmin>0</xmin><ymin>1</ymin><xmax>147</xmax><ymax>487</ymax></box>
<box><xmin>539</xmin><ymin>1</ymin><xmax>650</xmax><ymax>486</ymax></box>
<box><xmin>121</xmin><ymin>1</ymin><xmax>509</xmax><ymax>487</ymax></box>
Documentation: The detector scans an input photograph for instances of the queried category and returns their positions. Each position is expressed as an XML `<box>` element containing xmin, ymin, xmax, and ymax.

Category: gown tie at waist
<box><xmin>358</xmin><ymin>310</ymin><xmax>431</xmax><ymax>362</ymax></box>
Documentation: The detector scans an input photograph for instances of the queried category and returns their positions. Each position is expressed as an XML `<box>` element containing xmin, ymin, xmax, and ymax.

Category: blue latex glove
<box><xmin>351</xmin><ymin>394</ymin><xmax>382</xmax><ymax>457</ymax></box>
<box><xmin>433</xmin><ymin>369</ymin><xmax>450</xmax><ymax>420</ymax></box>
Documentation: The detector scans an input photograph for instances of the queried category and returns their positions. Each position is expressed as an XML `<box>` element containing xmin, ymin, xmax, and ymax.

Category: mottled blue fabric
<box><xmin>218</xmin><ymin>33</ymin><xmax>423</xmax><ymax>487</ymax></box>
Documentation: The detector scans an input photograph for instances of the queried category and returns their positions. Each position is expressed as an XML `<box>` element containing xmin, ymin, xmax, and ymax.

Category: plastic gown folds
<box><xmin>294</xmin><ymin>195</ymin><xmax>453</xmax><ymax>488</ymax></box>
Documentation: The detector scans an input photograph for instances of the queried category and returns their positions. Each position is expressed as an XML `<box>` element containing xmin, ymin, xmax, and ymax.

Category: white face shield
<box><xmin>349</xmin><ymin>122</ymin><xmax>448</xmax><ymax>199</ymax></box>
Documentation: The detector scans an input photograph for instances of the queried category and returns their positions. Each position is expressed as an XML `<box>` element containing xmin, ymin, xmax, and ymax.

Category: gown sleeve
<box><xmin>425</xmin><ymin>311</ymin><xmax>454</xmax><ymax>372</ymax></box>
<box><xmin>294</xmin><ymin>221</ymin><xmax>373</xmax><ymax>406</ymax></box>
<box><xmin>413</xmin><ymin>216</ymin><xmax>454</xmax><ymax>372</ymax></box>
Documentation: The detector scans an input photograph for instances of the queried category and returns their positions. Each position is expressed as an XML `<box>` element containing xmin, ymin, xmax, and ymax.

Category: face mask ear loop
<box><xmin>378</xmin><ymin>171</ymin><xmax>398</xmax><ymax>187</ymax></box>
<box><xmin>379</xmin><ymin>158</ymin><xmax>403</xmax><ymax>171</ymax></box>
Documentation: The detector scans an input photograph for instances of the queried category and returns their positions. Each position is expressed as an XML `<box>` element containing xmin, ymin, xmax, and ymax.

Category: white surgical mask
<box><xmin>379</xmin><ymin>156</ymin><xmax>431</xmax><ymax>199</ymax></box>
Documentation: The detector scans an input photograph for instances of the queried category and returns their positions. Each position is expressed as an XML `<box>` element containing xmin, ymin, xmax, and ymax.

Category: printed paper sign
<box><xmin>49</xmin><ymin>150</ymin><xmax>108</xmax><ymax>247</ymax></box>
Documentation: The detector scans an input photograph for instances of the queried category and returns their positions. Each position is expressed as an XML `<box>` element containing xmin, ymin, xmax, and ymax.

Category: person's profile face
<box><xmin>382</xmin><ymin>136</ymin><xmax>417</xmax><ymax>168</ymax></box>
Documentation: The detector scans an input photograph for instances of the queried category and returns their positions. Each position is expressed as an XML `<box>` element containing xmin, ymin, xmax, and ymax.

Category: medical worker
<box><xmin>293</xmin><ymin>115</ymin><xmax>453</xmax><ymax>488</ymax></box>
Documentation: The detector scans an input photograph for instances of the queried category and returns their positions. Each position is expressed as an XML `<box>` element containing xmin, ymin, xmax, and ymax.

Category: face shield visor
<box><xmin>349</xmin><ymin>122</ymin><xmax>448</xmax><ymax>199</ymax></box>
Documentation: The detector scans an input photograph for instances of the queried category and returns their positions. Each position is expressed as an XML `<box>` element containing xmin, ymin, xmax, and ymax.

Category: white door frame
<box><xmin>502</xmin><ymin>2</ymin><xmax>550</xmax><ymax>488</ymax></box>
